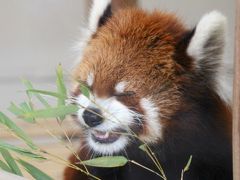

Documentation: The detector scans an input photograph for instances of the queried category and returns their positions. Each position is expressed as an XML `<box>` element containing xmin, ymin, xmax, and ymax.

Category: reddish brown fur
<box><xmin>67</xmin><ymin>8</ymin><xmax>232</xmax><ymax>180</ymax></box>
<box><xmin>64</xmin><ymin>146</ymin><xmax>90</xmax><ymax>179</ymax></box>
<box><xmin>73</xmin><ymin>9</ymin><xmax>188</xmax><ymax>122</ymax></box>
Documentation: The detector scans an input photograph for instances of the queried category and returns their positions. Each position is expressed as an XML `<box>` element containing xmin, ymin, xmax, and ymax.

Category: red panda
<box><xmin>64</xmin><ymin>0</ymin><xmax>232</xmax><ymax>179</ymax></box>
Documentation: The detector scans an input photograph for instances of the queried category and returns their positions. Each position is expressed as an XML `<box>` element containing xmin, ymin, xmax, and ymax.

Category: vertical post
<box><xmin>233</xmin><ymin>0</ymin><xmax>240</xmax><ymax>179</ymax></box>
<box><xmin>112</xmin><ymin>0</ymin><xmax>138</xmax><ymax>10</ymax></box>
<box><xmin>88</xmin><ymin>0</ymin><xmax>138</xmax><ymax>15</ymax></box>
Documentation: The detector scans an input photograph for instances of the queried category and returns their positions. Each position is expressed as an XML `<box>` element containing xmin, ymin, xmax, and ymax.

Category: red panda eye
<box><xmin>113</xmin><ymin>91</ymin><xmax>136</xmax><ymax>97</ymax></box>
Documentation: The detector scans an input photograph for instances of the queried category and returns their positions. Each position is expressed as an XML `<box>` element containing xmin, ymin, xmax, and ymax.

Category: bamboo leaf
<box><xmin>21</xmin><ymin>105</ymin><xmax>78</xmax><ymax>119</ymax></box>
<box><xmin>0</xmin><ymin>112</ymin><xmax>37</xmax><ymax>149</ymax></box>
<box><xmin>139</xmin><ymin>144</ymin><xmax>147</xmax><ymax>152</ymax></box>
<box><xmin>79</xmin><ymin>83</ymin><xmax>90</xmax><ymax>98</ymax></box>
<box><xmin>8</xmin><ymin>102</ymin><xmax>24</xmax><ymax>117</ymax></box>
<box><xmin>56</xmin><ymin>64</ymin><xmax>67</xmax><ymax>105</ymax></box>
<box><xmin>0</xmin><ymin>159</ymin><xmax>12</xmax><ymax>173</ymax></box>
<box><xmin>27</xmin><ymin>89</ymin><xmax>66</xmax><ymax>99</ymax></box>
<box><xmin>8</xmin><ymin>102</ymin><xmax>35</xmax><ymax>123</ymax></box>
<box><xmin>18</xmin><ymin>159</ymin><xmax>53</xmax><ymax>180</ymax></box>
<box><xmin>0</xmin><ymin>148</ymin><xmax>22</xmax><ymax>176</ymax></box>
<box><xmin>56</xmin><ymin>64</ymin><xmax>67</xmax><ymax>120</ymax></box>
<box><xmin>183</xmin><ymin>155</ymin><xmax>192</xmax><ymax>172</ymax></box>
<box><xmin>81</xmin><ymin>156</ymin><xmax>128</xmax><ymax>168</ymax></box>
<box><xmin>22</xmin><ymin>79</ymin><xmax>50</xmax><ymax>108</ymax></box>
<box><xmin>0</xmin><ymin>141</ymin><xmax>44</xmax><ymax>160</ymax></box>
<box><xmin>19</xmin><ymin>102</ymin><xmax>32</xmax><ymax>112</ymax></box>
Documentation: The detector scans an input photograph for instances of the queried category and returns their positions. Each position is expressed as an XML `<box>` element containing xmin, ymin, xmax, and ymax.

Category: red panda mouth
<box><xmin>91</xmin><ymin>130</ymin><xmax>121</xmax><ymax>144</ymax></box>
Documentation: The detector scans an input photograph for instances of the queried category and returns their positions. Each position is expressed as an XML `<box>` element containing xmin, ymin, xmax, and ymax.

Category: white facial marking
<box><xmin>87</xmin><ymin>73</ymin><xmax>94</xmax><ymax>87</ymax></box>
<box><xmin>88</xmin><ymin>135</ymin><xmax>128</xmax><ymax>155</ymax></box>
<box><xmin>95</xmin><ymin>97</ymin><xmax>133</xmax><ymax>131</ymax></box>
<box><xmin>140</xmin><ymin>98</ymin><xmax>162</xmax><ymax>143</ymax></box>
<box><xmin>77</xmin><ymin>93</ymin><xmax>133</xmax><ymax>155</ymax></box>
<box><xmin>115</xmin><ymin>81</ymin><xmax>127</xmax><ymax>93</ymax></box>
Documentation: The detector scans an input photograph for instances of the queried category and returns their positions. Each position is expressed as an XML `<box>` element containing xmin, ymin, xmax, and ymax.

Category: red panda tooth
<box><xmin>92</xmin><ymin>130</ymin><xmax>110</xmax><ymax>139</ymax></box>
<box><xmin>103</xmin><ymin>132</ymin><xmax>109</xmax><ymax>139</ymax></box>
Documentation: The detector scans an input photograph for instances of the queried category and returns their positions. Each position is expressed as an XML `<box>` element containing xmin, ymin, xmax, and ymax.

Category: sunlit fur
<box><xmin>65</xmin><ymin>1</ymin><xmax>232</xmax><ymax>180</ymax></box>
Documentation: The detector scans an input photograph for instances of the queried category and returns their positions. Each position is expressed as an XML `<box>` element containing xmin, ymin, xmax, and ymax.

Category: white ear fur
<box><xmin>215</xmin><ymin>60</ymin><xmax>233</xmax><ymax>105</ymax></box>
<box><xmin>89</xmin><ymin>0</ymin><xmax>112</xmax><ymax>33</ymax></box>
<box><xmin>73</xmin><ymin>0</ymin><xmax>112</xmax><ymax>65</ymax></box>
<box><xmin>187</xmin><ymin>11</ymin><xmax>226</xmax><ymax>66</ymax></box>
<box><xmin>187</xmin><ymin>11</ymin><xmax>232</xmax><ymax>105</ymax></box>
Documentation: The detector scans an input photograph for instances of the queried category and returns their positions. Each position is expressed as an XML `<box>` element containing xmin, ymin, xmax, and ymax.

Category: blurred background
<box><xmin>0</xmin><ymin>0</ymin><xmax>236</xmax><ymax>110</ymax></box>
<box><xmin>0</xmin><ymin>0</ymin><xmax>235</xmax><ymax>179</ymax></box>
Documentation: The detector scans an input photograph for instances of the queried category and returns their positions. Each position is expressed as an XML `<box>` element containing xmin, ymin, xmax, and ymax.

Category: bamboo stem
<box><xmin>129</xmin><ymin>160</ymin><xmax>164</xmax><ymax>179</ymax></box>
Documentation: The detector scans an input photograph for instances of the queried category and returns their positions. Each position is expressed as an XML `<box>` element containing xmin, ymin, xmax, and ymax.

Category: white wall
<box><xmin>0</xmin><ymin>0</ymin><xmax>235</xmax><ymax>110</ymax></box>
<box><xmin>138</xmin><ymin>0</ymin><xmax>235</xmax><ymax>64</ymax></box>
<box><xmin>0</xmin><ymin>0</ymin><xmax>89</xmax><ymax>110</ymax></box>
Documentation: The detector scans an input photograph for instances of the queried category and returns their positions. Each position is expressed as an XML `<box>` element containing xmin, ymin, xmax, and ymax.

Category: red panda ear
<box><xmin>173</xmin><ymin>28</ymin><xmax>196</xmax><ymax>71</ymax></box>
<box><xmin>179</xmin><ymin>11</ymin><xmax>232</xmax><ymax>104</ymax></box>
<box><xmin>187</xmin><ymin>11</ymin><xmax>227</xmax><ymax>73</ymax></box>
<box><xmin>175</xmin><ymin>11</ymin><xmax>227</xmax><ymax>75</ymax></box>
<box><xmin>88</xmin><ymin>0</ymin><xmax>137</xmax><ymax>33</ymax></box>
<box><xmin>175</xmin><ymin>11</ymin><xmax>226</xmax><ymax>73</ymax></box>
<box><xmin>88</xmin><ymin>0</ymin><xmax>113</xmax><ymax>33</ymax></box>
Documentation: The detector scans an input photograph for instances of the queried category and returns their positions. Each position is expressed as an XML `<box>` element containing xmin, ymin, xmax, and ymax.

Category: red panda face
<box><xmin>71</xmin><ymin>2</ymin><xmax>229</xmax><ymax>155</ymax></box>
<box><xmin>72</xmin><ymin>9</ymin><xmax>186</xmax><ymax>154</ymax></box>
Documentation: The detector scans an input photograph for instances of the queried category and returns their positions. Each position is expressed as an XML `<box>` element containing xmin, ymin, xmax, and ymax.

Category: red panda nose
<box><xmin>82</xmin><ymin>107</ymin><xmax>103</xmax><ymax>127</ymax></box>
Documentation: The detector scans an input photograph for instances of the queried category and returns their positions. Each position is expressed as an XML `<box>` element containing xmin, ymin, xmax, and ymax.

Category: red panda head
<box><xmin>71</xmin><ymin>0</ymin><xmax>231</xmax><ymax>155</ymax></box>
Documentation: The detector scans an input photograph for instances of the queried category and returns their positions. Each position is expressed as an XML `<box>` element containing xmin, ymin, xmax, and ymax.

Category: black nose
<box><xmin>82</xmin><ymin>107</ymin><xmax>103</xmax><ymax>127</ymax></box>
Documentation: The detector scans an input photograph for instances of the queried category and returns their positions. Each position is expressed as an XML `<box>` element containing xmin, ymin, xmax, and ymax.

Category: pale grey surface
<box><xmin>138</xmin><ymin>0</ymin><xmax>235</xmax><ymax>64</ymax></box>
<box><xmin>0</xmin><ymin>170</ymin><xmax>28</xmax><ymax>180</ymax></box>
<box><xmin>0</xmin><ymin>0</ymin><xmax>235</xmax><ymax>110</ymax></box>
<box><xmin>0</xmin><ymin>0</ymin><xmax>88</xmax><ymax>110</ymax></box>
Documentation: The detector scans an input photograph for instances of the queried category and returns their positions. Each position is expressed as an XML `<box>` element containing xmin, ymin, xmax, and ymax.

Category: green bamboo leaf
<box><xmin>81</xmin><ymin>156</ymin><xmax>128</xmax><ymax>168</ymax></box>
<box><xmin>139</xmin><ymin>144</ymin><xmax>147</xmax><ymax>152</ymax></box>
<box><xmin>8</xmin><ymin>102</ymin><xmax>35</xmax><ymax>123</ymax></box>
<box><xmin>0</xmin><ymin>141</ymin><xmax>44</xmax><ymax>160</ymax></box>
<box><xmin>56</xmin><ymin>64</ymin><xmax>67</xmax><ymax>120</ymax></box>
<box><xmin>56</xmin><ymin>64</ymin><xmax>67</xmax><ymax>105</ymax></box>
<box><xmin>27</xmin><ymin>89</ymin><xmax>66</xmax><ymax>99</ymax></box>
<box><xmin>183</xmin><ymin>155</ymin><xmax>193</xmax><ymax>172</ymax></box>
<box><xmin>19</xmin><ymin>102</ymin><xmax>32</xmax><ymax>112</ymax></box>
<box><xmin>8</xmin><ymin>102</ymin><xmax>24</xmax><ymax>117</ymax></box>
<box><xmin>21</xmin><ymin>105</ymin><xmax>78</xmax><ymax>119</ymax></box>
<box><xmin>0</xmin><ymin>112</ymin><xmax>36</xmax><ymax>149</ymax></box>
<box><xmin>0</xmin><ymin>159</ymin><xmax>12</xmax><ymax>173</ymax></box>
<box><xmin>19</xmin><ymin>102</ymin><xmax>35</xmax><ymax>121</ymax></box>
<box><xmin>0</xmin><ymin>148</ymin><xmax>22</xmax><ymax>176</ymax></box>
<box><xmin>18</xmin><ymin>159</ymin><xmax>53</xmax><ymax>180</ymax></box>
<box><xmin>22</xmin><ymin>79</ymin><xmax>50</xmax><ymax>108</ymax></box>
<box><xmin>79</xmin><ymin>83</ymin><xmax>90</xmax><ymax>98</ymax></box>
